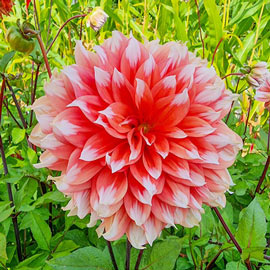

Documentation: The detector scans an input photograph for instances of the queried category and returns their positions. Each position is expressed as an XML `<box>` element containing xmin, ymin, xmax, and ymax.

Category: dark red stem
<box><xmin>222</xmin><ymin>73</ymin><xmax>244</xmax><ymax>80</ymax></box>
<box><xmin>107</xmin><ymin>241</ymin><xmax>118</xmax><ymax>270</ymax></box>
<box><xmin>46</xmin><ymin>14</ymin><xmax>87</xmax><ymax>53</ymax></box>
<box><xmin>211</xmin><ymin>38</ymin><xmax>224</xmax><ymax>66</ymax></box>
<box><xmin>125</xmin><ymin>240</ymin><xmax>131</xmax><ymax>270</ymax></box>
<box><xmin>212</xmin><ymin>207</ymin><xmax>242</xmax><ymax>253</ymax></box>
<box><xmin>135</xmin><ymin>250</ymin><xmax>144</xmax><ymax>270</ymax></box>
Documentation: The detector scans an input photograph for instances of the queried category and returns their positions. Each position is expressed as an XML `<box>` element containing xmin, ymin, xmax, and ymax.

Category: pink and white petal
<box><xmin>94</xmin><ymin>67</ymin><xmax>114</xmax><ymax>103</ymax></box>
<box><xmin>158</xmin><ymin>180</ymin><xmax>190</xmax><ymax>208</ymax></box>
<box><xmin>110</xmin><ymin>143</ymin><xmax>131</xmax><ymax>173</ymax></box>
<box><xmin>120</xmin><ymin>37</ymin><xmax>149</xmax><ymax>83</ymax></box>
<box><xmin>29</xmin><ymin>124</ymin><xmax>46</xmax><ymax>148</ymax></box>
<box><xmin>102</xmin><ymin>207</ymin><xmax>131</xmax><ymax>241</ymax></box>
<box><xmin>135</xmin><ymin>79</ymin><xmax>154</xmax><ymax>119</ymax></box>
<box><xmin>135</xmin><ymin>54</ymin><xmax>161</xmax><ymax>88</ymax></box>
<box><xmin>90</xmin><ymin>179</ymin><xmax>123</xmax><ymax>217</ymax></box>
<box><xmin>66</xmin><ymin>149</ymin><xmax>102</xmax><ymax>184</ymax></box>
<box><xmin>142</xmin><ymin>214</ymin><xmax>164</xmax><ymax>246</ymax></box>
<box><xmin>188</xmin><ymin>104</ymin><xmax>222</xmax><ymax>123</ymax></box>
<box><xmin>112</xmin><ymin>68</ymin><xmax>135</xmax><ymax>105</ymax></box>
<box><xmin>180</xmin><ymin>116</ymin><xmax>216</xmax><ymax>137</ymax></box>
<box><xmin>130</xmin><ymin>160</ymin><xmax>165</xmax><ymax>196</ymax></box>
<box><xmin>151</xmin><ymin>75</ymin><xmax>176</xmax><ymax>100</ymax></box>
<box><xmin>96</xmin><ymin>168</ymin><xmax>128</xmax><ymax>205</ymax></box>
<box><xmin>162</xmin><ymin>155</ymin><xmax>191</xmax><ymax>180</ymax></box>
<box><xmin>32</xmin><ymin>96</ymin><xmax>56</xmax><ymax>134</ymax></box>
<box><xmin>154</xmin><ymin>89</ymin><xmax>190</xmax><ymax>128</ymax></box>
<box><xmin>127</xmin><ymin>223</ymin><xmax>147</xmax><ymax>249</ymax></box>
<box><xmin>153</xmin><ymin>136</ymin><xmax>169</xmax><ymax>159</ymax></box>
<box><xmin>205</xmin><ymin>122</ymin><xmax>242</xmax><ymax>150</ymax></box>
<box><xmin>99</xmin><ymin>102</ymin><xmax>135</xmax><ymax>133</ymax></box>
<box><xmin>80</xmin><ymin>131</ymin><xmax>119</xmax><ymax>161</ymax></box>
<box><xmin>143</xmin><ymin>147</ymin><xmax>162</xmax><ymax>179</ymax></box>
<box><xmin>124</xmin><ymin>191</ymin><xmax>151</xmax><ymax>226</ymax></box>
<box><xmin>67</xmin><ymin>95</ymin><xmax>105</xmax><ymax>122</ymax></box>
<box><xmin>127</xmin><ymin>129</ymin><xmax>143</xmax><ymax>161</ymax></box>
<box><xmin>52</xmin><ymin>108</ymin><xmax>95</xmax><ymax>147</ymax></box>
<box><xmin>94</xmin><ymin>115</ymin><xmax>126</xmax><ymax>139</ymax></box>
<box><xmin>181</xmin><ymin>208</ymin><xmax>201</xmax><ymax>228</ymax></box>
<box><xmin>63</xmin><ymin>190</ymin><xmax>91</xmax><ymax>219</ymax></box>
<box><xmin>169</xmin><ymin>139</ymin><xmax>201</xmax><ymax>160</ymax></box>
<box><xmin>151</xmin><ymin>197</ymin><xmax>175</xmax><ymax>226</ymax></box>
<box><xmin>34</xmin><ymin>150</ymin><xmax>67</xmax><ymax>171</ymax></box>
<box><xmin>163</xmin><ymin>126</ymin><xmax>187</xmax><ymax>139</ymax></box>
<box><xmin>75</xmin><ymin>40</ymin><xmax>100</xmax><ymax>70</ymax></box>
<box><xmin>128</xmin><ymin>173</ymin><xmax>153</xmax><ymax>205</ymax></box>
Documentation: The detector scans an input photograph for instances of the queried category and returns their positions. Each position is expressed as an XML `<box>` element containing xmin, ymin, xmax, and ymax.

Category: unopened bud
<box><xmin>247</xmin><ymin>62</ymin><xmax>269</xmax><ymax>88</ymax></box>
<box><xmin>86</xmin><ymin>7</ymin><xmax>108</xmax><ymax>32</ymax></box>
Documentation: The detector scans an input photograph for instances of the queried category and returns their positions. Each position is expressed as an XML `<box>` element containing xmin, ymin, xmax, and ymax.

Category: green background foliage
<box><xmin>0</xmin><ymin>0</ymin><xmax>270</xmax><ymax>269</ymax></box>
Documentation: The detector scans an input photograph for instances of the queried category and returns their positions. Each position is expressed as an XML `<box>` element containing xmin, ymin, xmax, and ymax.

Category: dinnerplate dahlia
<box><xmin>30</xmin><ymin>31</ymin><xmax>242</xmax><ymax>249</ymax></box>
<box><xmin>0</xmin><ymin>0</ymin><xmax>13</xmax><ymax>18</ymax></box>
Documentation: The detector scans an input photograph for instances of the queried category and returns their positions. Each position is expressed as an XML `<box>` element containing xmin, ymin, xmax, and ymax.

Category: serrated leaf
<box><xmin>47</xmin><ymin>246</ymin><xmax>113</xmax><ymax>270</ymax></box>
<box><xmin>30</xmin><ymin>212</ymin><xmax>52</xmax><ymax>251</ymax></box>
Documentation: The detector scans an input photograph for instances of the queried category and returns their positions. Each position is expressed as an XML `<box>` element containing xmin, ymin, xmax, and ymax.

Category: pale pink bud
<box><xmin>86</xmin><ymin>7</ymin><xmax>108</xmax><ymax>32</ymax></box>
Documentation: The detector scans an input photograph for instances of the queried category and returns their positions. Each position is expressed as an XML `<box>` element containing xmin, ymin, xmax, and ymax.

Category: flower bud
<box><xmin>246</xmin><ymin>62</ymin><xmax>269</xmax><ymax>88</ymax></box>
<box><xmin>86</xmin><ymin>7</ymin><xmax>108</xmax><ymax>32</ymax></box>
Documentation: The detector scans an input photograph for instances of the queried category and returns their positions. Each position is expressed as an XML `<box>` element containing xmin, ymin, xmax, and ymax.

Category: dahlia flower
<box><xmin>0</xmin><ymin>0</ymin><xmax>13</xmax><ymax>18</ymax></box>
<box><xmin>30</xmin><ymin>31</ymin><xmax>242</xmax><ymax>249</ymax></box>
<box><xmin>254</xmin><ymin>75</ymin><xmax>270</xmax><ymax>108</ymax></box>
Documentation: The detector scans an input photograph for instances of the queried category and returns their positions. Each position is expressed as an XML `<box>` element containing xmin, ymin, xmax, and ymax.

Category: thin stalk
<box><xmin>106</xmin><ymin>241</ymin><xmax>118</xmax><ymax>270</ymax></box>
<box><xmin>125</xmin><ymin>240</ymin><xmax>131</xmax><ymax>270</ymax></box>
<box><xmin>5</xmin><ymin>80</ymin><xmax>28</xmax><ymax>129</ymax></box>
<box><xmin>206</xmin><ymin>249</ymin><xmax>223</xmax><ymax>270</ymax></box>
<box><xmin>211</xmin><ymin>38</ymin><xmax>224</xmax><ymax>66</ymax></box>
<box><xmin>29</xmin><ymin>64</ymin><xmax>40</xmax><ymax>126</ymax></box>
<box><xmin>225</xmin><ymin>78</ymin><xmax>240</xmax><ymax>124</ymax></box>
<box><xmin>79</xmin><ymin>18</ymin><xmax>83</xmax><ymax>40</ymax></box>
<box><xmin>222</xmin><ymin>73</ymin><xmax>244</xmax><ymax>80</ymax></box>
<box><xmin>3</xmin><ymin>100</ymin><xmax>23</xmax><ymax>129</ymax></box>
<box><xmin>242</xmin><ymin>98</ymin><xmax>252</xmax><ymax>143</ymax></box>
<box><xmin>46</xmin><ymin>14</ymin><xmax>87</xmax><ymax>53</ymax></box>
<box><xmin>254</xmin><ymin>116</ymin><xmax>270</xmax><ymax>194</ymax></box>
<box><xmin>0</xmin><ymin>136</ymin><xmax>23</xmax><ymax>262</ymax></box>
<box><xmin>212</xmin><ymin>207</ymin><xmax>242</xmax><ymax>253</ymax></box>
<box><xmin>0</xmin><ymin>79</ymin><xmax>5</xmax><ymax>124</ymax></box>
<box><xmin>194</xmin><ymin>0</ymin><xmax>205</xmax><ymax>58</ymax></box>
<box><xmin>135</xmin><ymin>250</ymin><xmax>144</xmax><ymax>270</ymax></box>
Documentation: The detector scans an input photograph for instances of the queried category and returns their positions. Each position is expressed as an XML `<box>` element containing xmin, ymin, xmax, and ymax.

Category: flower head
<box><xmin>86</xmin><ymin>7</ymin><xmax>108</xmax><ymax>32</ymax></box>
<box><xmin>0</xmin><ymin>0</ymin><xmax>14</xmax><ymax>18</ymax></box>
<box><xmin>254</xmin><ymin>74</ymin><xmax>270</xmax><ymax>108</ymax></box>
<box><xmin>247</xmin><ymin>62</ymin><xmax>269</xmax><ymax>88</ymax></box>
<box><xmin>30</xmin><ymin>32</ymin><xmax>242</xmax><ymax>249</ymax></box>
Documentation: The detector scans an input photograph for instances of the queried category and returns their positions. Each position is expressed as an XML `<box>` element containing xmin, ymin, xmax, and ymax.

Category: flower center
<box><xmin>138</xmin><ymin>123</ymin><xmax>151</xmax><ymax>134</ymax></box>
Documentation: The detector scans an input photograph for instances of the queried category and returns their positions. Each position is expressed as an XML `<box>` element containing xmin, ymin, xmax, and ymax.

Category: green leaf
<box><xmin>0</xmin><ymin>51</ymin><xmax>15</xmax><ymax>72</ymax></box>
<box><xmin>52</xmin><ymin>240</ymin><xmax>79</xmax><ymax>258</ymax></box>
<box><xmin>29</xmin><ymin>212</ymin><xmax>52</xmax><ymax>251</ymax></box>
<box><xmin>47</xmin><ymin>247</ymin><xmax>113</xmax><ymax>270</ymax></box>
<box><xmin>203</xmin><ymin>0</ymin><xmax>223</xmax><ymax>42</ymax></box>
<box><xmin>147</xmin><ymin>238</ymin><xmax>182</xmax><ymax>270</ymax></box>
<box><xmin>0</xmin><ymin>206</ymin><xmax>14</xmax><ymax>223</ymax></box>
<box><xmin>235</xmin><ymin>198</ymin><xmax>267</xmax><ymax>260</ymax></box>
<box><xmin>226</xmin><ymin>261</ymin><xmax>246</xmax><ymax>270</ymax></box>
<box><xmin>11</xmin><ymin>128</ymin><xmax>26</xmax><ymax>144</ymax></box>
<box><xmin>0</xmin><ymin>233</ymin><xmax>8</xmax><ymax>262</ymax></box>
